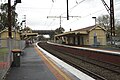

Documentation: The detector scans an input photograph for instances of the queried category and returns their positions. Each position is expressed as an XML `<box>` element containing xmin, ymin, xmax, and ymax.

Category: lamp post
<box><xmin>92</xmin><ymin>17</ymin><xmax>96</xmax><ymax>26</ymax></box>
<box><xmin>92</xmin><ymin>17</ymin><xmax>98</xmax><ymax>46</ymax></box>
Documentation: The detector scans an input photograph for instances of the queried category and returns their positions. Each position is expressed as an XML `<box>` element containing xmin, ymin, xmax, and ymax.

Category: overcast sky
<box><xmin>1</xmin><ymin>0</ymin><xmax>120</xmax><ymax>31</ymax></box>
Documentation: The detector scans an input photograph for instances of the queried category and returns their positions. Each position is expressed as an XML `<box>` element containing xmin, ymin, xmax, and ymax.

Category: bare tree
<box><xmin>97</xmin><ymin>15</ymin><xmax>110</xmax><ymax>30</ymax></box>
<box><xmin>97</xmin><ymin>15</ymin><xmax>120</xmax><ymax>41</ymax></box>
<box><xmin>116</xmin><ymin>21</ymin><xmax>120</xmax><ymax>37</ymax></box>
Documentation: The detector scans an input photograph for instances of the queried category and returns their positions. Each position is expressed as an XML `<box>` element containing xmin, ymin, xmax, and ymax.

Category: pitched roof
<box><xmin>55</xmin><ymin>25</ymin><xmax>106</xmax><ymax>37</ymax></box>
<box><xmin>73</xmin><ymin>25</ymin><xmax>106</xmax><ymax>32</ymax></box>
<box><xmin>74</xmin><ymin>25</ymin><xmax>94</xmax><ymax>32</ymax></box>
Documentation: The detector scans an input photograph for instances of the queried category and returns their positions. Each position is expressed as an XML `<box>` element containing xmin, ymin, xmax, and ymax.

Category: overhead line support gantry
<box><xmin>47</xmin><ymin>16</ymin><xmax>81</xmax><ymax>27</ymax></box>
<box><xmin>101</xmin><ymin>0</ymin><xmax>115</xmax><ymax>44</ymax></box>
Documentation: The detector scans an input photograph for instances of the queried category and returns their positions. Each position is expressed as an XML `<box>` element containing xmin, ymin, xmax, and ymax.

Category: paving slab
<box><xmin>5</xmin><ymin>46</ymin><xmax>57</xmax><ymax>80</ymax></box>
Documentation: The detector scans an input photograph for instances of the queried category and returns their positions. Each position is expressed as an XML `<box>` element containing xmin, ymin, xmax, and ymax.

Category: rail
<box><xmin>38</xmin><ymin>41</ymin><xmax>120</xmax><ymax>80</ymax></box>
<box><xmin>47</xmin><ymin>41</ymin><xmax>120</xmax><ymax>56</ymax></box>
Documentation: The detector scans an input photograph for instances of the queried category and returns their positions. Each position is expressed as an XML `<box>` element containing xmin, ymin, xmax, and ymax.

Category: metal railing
<box><xmin>0</xmin><ymin>38</ymin><xmax>25</xmax><ymax>79</ymax></box>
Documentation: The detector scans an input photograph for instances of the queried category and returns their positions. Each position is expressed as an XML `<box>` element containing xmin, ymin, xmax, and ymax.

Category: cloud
<box><xmin>15</xmin><ymin>0</ymin><xmax>120</xmax><ymax>31</ymax></box>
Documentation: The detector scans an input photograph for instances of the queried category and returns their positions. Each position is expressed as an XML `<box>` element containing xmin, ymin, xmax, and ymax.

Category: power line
<box><xmin>101</xmin><ymin>0</ymin><xmax>110</xmax><ymax>14</ymax></box>
<box><xmin>45</xmin><ymin>1</ymin><xmax>55</xmax><ymax>29</ymax></box>
<box><xmin>60</xmin><ymin>0</ymin><xmax>86</xmax><ymax>16</ymax></box>
<box><xmin>16</xmin><ymin>7</ymin><xmax>62</xmax><ymax>10</ymax></box>
<box><xmin>52</xmin><ymin>0</ymin><xmax>54</xmax><ymax>3</ymax></box>
<box><xmin>70</xmin><ymin>0</ymin><xmax>86</xmax><ymax>12</ymax></box>
<box><xmin>47</xmin><ymin>19</ymin><xmax>56</xmax><ymax>28</ymax></box>
<box><xmin>47</xmin><ymin>16</ymin><xmax>81</xmax><ymax>27</ymax></box>
<box><xmin>66</xmin><ymin>0</ymin><xmax>120</xmax><ymax>26</ymax></box>
<box><xmin>65</xmin><ymin>9</ymin><xmax>104</xmax><ymax>26</ymax></box>
<box><xmin>115</xmin><ymin>1</ymin><xmax>120</xmax><ymax>5</ymax></box>
<box><xmin>48</xmin><ymin>3</ymin><xmax>54</xmax><ymax>16</ymax></box>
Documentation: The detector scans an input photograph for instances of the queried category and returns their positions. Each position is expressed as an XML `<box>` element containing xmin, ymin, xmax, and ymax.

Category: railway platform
<box><xmin>4</xmin><ymin>45</ymin><xmax>80</xmax><ymax>80</ymax></box>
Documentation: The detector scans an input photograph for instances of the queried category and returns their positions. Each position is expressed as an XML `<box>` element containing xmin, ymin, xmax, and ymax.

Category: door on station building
<box><xmin>80</xmin><ymin>37</ymin><xmax>84</xmax><ymax>46</ymax></box>
<box><xmin>81</xmin><ymin>37</ymin><xmax>84</xmax><ymax>45</ymax></box>
<box><xmin>77</xmin><ymin>36</ymin><xmax>80</xmax><ymax>45</ymax></box>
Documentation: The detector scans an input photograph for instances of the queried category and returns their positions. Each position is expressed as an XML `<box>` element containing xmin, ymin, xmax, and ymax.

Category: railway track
<box><xmin>38</xmin><ymin>42</ymin><xmax>120</xmax><ymax>80</ymax></box>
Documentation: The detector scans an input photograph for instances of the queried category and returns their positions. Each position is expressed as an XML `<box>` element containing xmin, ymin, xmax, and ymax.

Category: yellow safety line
<box><xmin>34</xmin><ymin>46</ymin><xmax>72</xmax><ymax>80</ymax></box>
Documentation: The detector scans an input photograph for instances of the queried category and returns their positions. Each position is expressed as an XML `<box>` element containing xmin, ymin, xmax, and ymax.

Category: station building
<box><xmin>54</xmin><ymin>25</ymin><xmax>107</xmax><ymax>46</ymax></box>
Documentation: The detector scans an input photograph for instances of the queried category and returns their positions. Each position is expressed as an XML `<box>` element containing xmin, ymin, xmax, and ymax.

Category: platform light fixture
<box><xmin>92</xmin><ymin>17</ymin><xmax>96</xmax><ymax>26</ymax></box>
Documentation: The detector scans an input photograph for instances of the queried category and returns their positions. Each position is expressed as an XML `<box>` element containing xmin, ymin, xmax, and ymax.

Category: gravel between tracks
<box><xmin>38</xmin><ymin>42</ymin><xmax>120</xmax><ymax>80</ymax></box>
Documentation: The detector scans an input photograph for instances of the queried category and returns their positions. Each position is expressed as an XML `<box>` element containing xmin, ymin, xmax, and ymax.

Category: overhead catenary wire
<box><xmin>45</xmin><ymin>0</ymin><xmax>55</xmax><ymax>29</ymax></box>
<box><xmin>101</xmin><ymin>0</ymin><xmax>110</xmax><ymax>14</ymax></box>
<box><xmin>60</xmin><ymin>0</ymin><xmax>86</xmax><ymax>16</ymax></box>
<box><xmin>52</xmin><ymin>0</ymin><xmax>86</xmax><ymax>27</ymax></box>
<box><xmin>16</xmin><ymin>7</ymin><xmax>62</xmax><ymax>10</ymax></box>
<box><xmin>75</xmin><ymin>0</ymin><xmax>78</xmax><ymax>4</ymax></box>
<box><xmin>52</xmin><ymin>0</ymin><xmax>54</xmax><ymax>3</ymax></box>
<box><xmin>47</xmin><ymin>19</ymin><xmax>56</xmax><ymax>29</ymax></box>
<box><xmin>115</xmin><ymin>1</ymin><xmax>120</xmax><ymax>5</ymax></box>
<box><xmin>47</xmin><ymin>0</ymin><xmax>120</xmax><ymax>30</ymax></box>
<box><xmin>70</xmin><ymin>0</ymin><xmax>86</xmax><ymax>12</ymax></box>
<box><xmin>65</xmin><ymin>0</ymin><xmax>120</xmax><ymax>27</ymax></box>
<box><xmin>65</xmin><ymin>8</ymin><xmax>105</xmax><ymax>27</ymax></box>
<box><xmin>13</xmin><ymin>0</ymin><xmax>120</xmax><ymax>30</ymax></box>
<box><xmin>48</xmin><ymin>2</ymin><xmax>54</xmax><ymax>16</ymax></box>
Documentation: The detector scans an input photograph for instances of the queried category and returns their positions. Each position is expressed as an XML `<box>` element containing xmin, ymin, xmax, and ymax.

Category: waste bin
<box><xmin>11</xmin><ymin>49</ymin><xmax>21</xmax><ymax>67</ymax></box>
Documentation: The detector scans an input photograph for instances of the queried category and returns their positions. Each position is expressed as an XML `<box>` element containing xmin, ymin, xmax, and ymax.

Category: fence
<box><xmin>0</xmin><ymin>38</ymin><xmax>25</xmax><ymax>79</ymax></box>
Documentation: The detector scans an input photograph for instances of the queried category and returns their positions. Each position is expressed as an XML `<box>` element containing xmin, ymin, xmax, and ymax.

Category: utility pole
<box><xmin>110</xmin><ymin>0</ymin><xmax>115</xmax><ymax>40</ymax></box>
<box><xmin>8</xmin><ymin>0</ymin><xmax>12</xmax><ymax>38</ymax></box>
<box><xmin>66</xmin><ymin>0</ymin><xmax>69</xmax><ymax>20</ymax></box>
<box><xmin>8</xmin><ymin>0</ymin><xmax>21</xmax><ymax>38</ymax></box>
<box><xmin>47</xmin><ymin>16</ymin><xmax>81</xmax><ymax>27</ymax></box>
